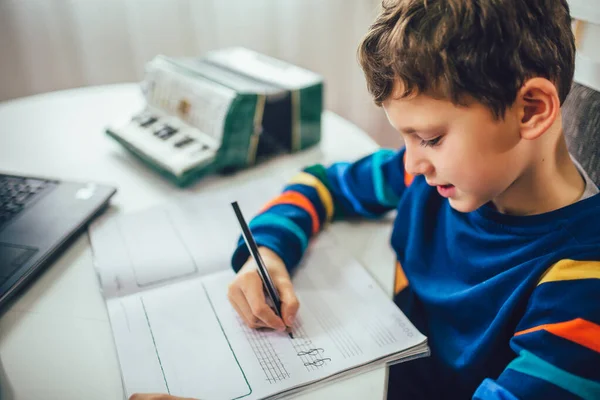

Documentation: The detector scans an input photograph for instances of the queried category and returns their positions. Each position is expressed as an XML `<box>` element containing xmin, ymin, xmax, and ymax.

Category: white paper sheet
<box><xmin>89</xmin><ymin>185</ymin><xmax>428</xmax><ymax>400</ymax></box>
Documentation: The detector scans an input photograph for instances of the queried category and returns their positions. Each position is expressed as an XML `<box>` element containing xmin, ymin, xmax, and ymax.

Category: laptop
<box><xmin>0</xmin><ymin>173</ymin><xmax>116</xmax><ymax>308</ymax></box>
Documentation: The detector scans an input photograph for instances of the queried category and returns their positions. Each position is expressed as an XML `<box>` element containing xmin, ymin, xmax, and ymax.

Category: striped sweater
<box><xmin>231</xmin><ymin>148</ymin><xmax>600</xmax><ymax>399</ymax></box>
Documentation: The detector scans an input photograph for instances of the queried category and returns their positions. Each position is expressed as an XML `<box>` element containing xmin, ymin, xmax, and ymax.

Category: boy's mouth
<box><xmin>437</xmin><ymin>184</ymin><xmax>456</xmax><ymax>198</ymax></box>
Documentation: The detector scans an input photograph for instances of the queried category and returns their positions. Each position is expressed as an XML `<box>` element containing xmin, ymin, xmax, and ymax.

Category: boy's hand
<box><xmin>129</xmin><ymin>394</ymin><xmax>197</xmax><ymax>400</ymax></box>
<box><xmin>228</xmin><ymin>247</ymin><xmax>299</xmax><ymax>331</ymax></box>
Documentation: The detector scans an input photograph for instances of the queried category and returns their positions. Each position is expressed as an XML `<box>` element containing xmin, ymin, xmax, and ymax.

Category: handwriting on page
<box><xmin>289</xmin><ymin>316</ymin><xmax>331</xmax><ymax>370</ymax></box>
<box><xmin>236</xmin><ymin>314</ymin><xmax>331</xmax><ymax>383</ymax></box>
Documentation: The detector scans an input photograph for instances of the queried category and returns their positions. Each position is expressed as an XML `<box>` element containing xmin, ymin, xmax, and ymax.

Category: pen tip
<box><xmin>288</xmin><ymin>332</ymin><xmax>294</xmax><ymax>339</ymax></box>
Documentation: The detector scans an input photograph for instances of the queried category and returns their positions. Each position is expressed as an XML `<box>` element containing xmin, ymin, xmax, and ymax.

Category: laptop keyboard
<box><xmin>0</xmin><ymin>175</ymin><xmax>53</xmax><ymax>227</ymax></box>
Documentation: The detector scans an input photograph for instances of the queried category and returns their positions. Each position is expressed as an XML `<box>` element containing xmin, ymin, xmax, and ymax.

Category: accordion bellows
<box><xmin>106</xmin><ymin>47</ymin><xmax>324</xmax><ymax>186</ymax></box>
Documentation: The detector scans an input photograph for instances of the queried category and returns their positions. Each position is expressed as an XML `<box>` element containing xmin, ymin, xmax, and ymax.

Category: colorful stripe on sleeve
<box><xmin>287</xmin><ymin>172</ymin><xmax>334</xmax><ymax>222</ymax></box>
<box><xmin>263</xmin><ymin>148</ymin><xmax>407</xmax><ymax>237</ymax></box>
<box><xmin>494</xmin><ymin>259</ymin><xmax>600</xmax><ymax>399</ymax></box>
<box><xmin>504</xmin><ymin>350</ymin><xmax>600</xmax><ymax>399</ymax></box>
<box><xmin>514</xmin><ymin>318</ymin><xmax>600</xmax><ymax>353</ymax></box>
<box><xmin>473</xmin><ymin>259</ymin><xmax>600</xmax><ymax>399</ymax></box>
<box><xmin>261</xmin><ymin>191</ymin><xmax>321</xmax><ymax>235</ymax></box>
<box><xmin>538</xmin><ymin>258</ymin><xmax>600</xmax><ymax>284</ymax></box>
<box><xmin>231</xmin><ymin>148</ymin><xmax>410</xmax><ymax>272</ymax></box>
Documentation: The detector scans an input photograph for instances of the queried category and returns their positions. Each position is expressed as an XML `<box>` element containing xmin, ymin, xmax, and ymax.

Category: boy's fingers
<box><xmin>228</xmin><ymin>290</ymin><xmax>254</xmax><ymax>327</ymax></box>
<box><xmin>277</xmin><ymin>280</ymin><xmax>300</xmax><ymax>326</ymax></box>
<box><xmin>228</xmin><ymin>286</ymin><xmax>269</xmax><ymax>329</ymax></box>
<box><xmin>241</xmin><ymin>274</ymin><xmax>286</xmax><ymax>330</ymax></box>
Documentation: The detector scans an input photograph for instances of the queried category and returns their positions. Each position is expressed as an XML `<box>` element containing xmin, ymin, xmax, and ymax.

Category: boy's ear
<box><xmin>517</xmin><ymin>77</ymin><xmax>560</xmax><ymax>140</ymax></box>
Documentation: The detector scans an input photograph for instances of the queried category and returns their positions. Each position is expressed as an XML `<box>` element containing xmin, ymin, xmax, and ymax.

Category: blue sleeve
<box><xmin>231</xmin><ymin>148</ymin><xmax>412</xmax><ymax>272</ymax></box>
<box><xmin>473</xmin><ymin>259</ymin><xmax>600</xmax><ymax>399</ymax></box>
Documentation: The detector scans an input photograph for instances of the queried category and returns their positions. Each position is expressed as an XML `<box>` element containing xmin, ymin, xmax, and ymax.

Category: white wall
<box><xmin>1</xmin><ymin>1</ymin><xmax>592</xmax><ymax>148</ymax></box>
<box><xmin>0</xmin><ymin>0</ymin><xmax>400</xmax><ymax>147</ymax></box>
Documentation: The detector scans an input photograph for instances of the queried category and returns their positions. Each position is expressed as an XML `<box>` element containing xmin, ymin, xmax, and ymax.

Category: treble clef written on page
<box><xmin>303</xmin><ymin>358</ymin><xmax>332</xmax><ymax>367</ymax></box>
<box><xmin>296</xmin><ymin>348</ymin><xmax>324</xmax><ymax>356</ymax></box>
<box><xmin>297</xmin><ymin>349</ymin><xmax>331</xmax><ymax>367</ymax></box>
<box><xmin>290</xmin><ymin>318</ymin><xmax>332</xmax><ymax>370</ymax></box>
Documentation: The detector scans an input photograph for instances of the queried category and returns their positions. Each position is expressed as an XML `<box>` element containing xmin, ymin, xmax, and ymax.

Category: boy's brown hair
<box><xmin>358</xmin><ymin>0</ymin><xmax>576</xmax><ymax>118</ymax></box>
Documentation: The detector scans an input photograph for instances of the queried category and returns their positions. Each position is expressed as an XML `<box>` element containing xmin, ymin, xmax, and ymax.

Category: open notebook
<box><xmin>88</xmin><ymin>182</ymin><xmax>429</xmax><ymax>399</ymax></box>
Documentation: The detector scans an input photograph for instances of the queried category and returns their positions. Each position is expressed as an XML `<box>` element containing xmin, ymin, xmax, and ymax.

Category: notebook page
<box><xmin>89</xmin><ymin>176</ymin><xmax>284</xmax><ymax>298</ymax></box>
<box><xmin>197</xmin><ymin>233</ymin><xmax>427</xmax><ymax>400</ymax></box>
<box><xmin>104</xmin><ymin>231</ymin><xmax>427</xmax><ymax>399</ymax></box>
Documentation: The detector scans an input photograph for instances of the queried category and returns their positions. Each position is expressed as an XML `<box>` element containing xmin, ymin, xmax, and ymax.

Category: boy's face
<box><xmin>383</xmin><ymin>91</ymin><xmax>528</xmax><ymax>213</ymax></box>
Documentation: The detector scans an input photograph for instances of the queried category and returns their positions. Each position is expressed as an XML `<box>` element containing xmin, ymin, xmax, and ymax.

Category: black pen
<box><xmin>231</xmin><ymin>201</ymin><xmax>294</xmax><ymax>339</ymax></box>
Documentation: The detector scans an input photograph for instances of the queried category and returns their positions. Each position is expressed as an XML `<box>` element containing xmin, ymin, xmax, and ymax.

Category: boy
<box><xmin>226</xmin><ymin>0</ymin><xmax>600</xmax><ymax>399</ymax></box>
<box><xmin>131</xmin><ymin>0</ymin><xmax>600</xmax><ymax>399</ymax></box>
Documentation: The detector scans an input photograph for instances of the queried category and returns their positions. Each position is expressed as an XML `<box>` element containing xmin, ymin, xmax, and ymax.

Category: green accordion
<box><xmin>106</xmin><ymin>47</ymin><xmax>324</xmax><ymax>186</ymax></box>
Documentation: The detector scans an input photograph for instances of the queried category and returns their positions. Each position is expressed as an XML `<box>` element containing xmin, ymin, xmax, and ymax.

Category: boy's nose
<box><xmin>404</xmin><ymin>145</ymin><xmax>434</xmax><ymax>177</ymax></box>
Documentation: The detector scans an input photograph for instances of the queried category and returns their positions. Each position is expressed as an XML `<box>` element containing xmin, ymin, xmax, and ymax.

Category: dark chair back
<box><xmin>562</xmin><ymin>82</ymin><xmax>600</xmax><ymax>187</ymax></box>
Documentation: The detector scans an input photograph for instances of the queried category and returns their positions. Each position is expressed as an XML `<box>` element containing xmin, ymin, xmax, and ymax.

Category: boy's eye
<box><xmin>420</xmin><ymin>136</ymin><xmax>442</xmax><ymax>148</ymax></box>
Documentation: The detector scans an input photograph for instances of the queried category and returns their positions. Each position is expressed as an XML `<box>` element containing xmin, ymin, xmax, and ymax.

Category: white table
<box><xmin>0</xmin><ymin>84</ymin><xmax>396</xmax><ymax>400</ymax></box>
